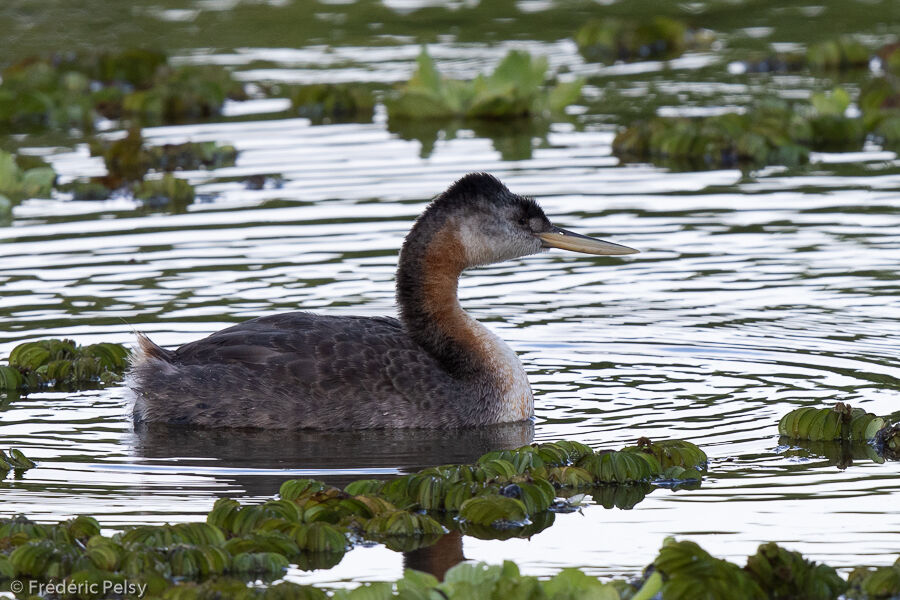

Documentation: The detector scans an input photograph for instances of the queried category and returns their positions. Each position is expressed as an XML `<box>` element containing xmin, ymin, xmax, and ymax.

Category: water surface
<box><xmin>1</xmin><ymin>0</ymin><xmax>899</xmax><ymax>585</ymax></box>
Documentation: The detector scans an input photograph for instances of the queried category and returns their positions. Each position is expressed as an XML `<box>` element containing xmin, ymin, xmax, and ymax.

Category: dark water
<box><xmin>1</xmin><ymin>0</ymin><xmax>899</xmax><ymax>585</ymax></box>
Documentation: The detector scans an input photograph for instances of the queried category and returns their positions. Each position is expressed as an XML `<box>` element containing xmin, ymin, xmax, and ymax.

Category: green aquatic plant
<box><xmin>289</xmin><ymin>83</ymin><xmax>375</xmax><ymax>123</ymax></box>
<box><xmin>385</xmin><ymin>47</ymin><xmax>582</xmax><ymax>121</ymax></box>
<box><xmin>458</xmin><ymin>496</ymin><xmax>528</xmax><ymax>528</ymax></box>
<box><xmin>778</xmin><ymin>403</ymin><xmax>886</xmax><ymax>442</ymax></box>
<box><xmin>0</xmin><ymin>449</ymin><xmax>37</xmax><ymax>475</ymax></box>
<box><xmin>134</xmin><ymin>174</ymin><xmax>196</xmax><ymax>208</ymax></box>
<box><xmin>121</xmin><ymin>64</ymin><xmax>247</xmax><ymax>123</ymax></box>
<box><xmin>612</xmin><ymin>86</ymin><xmax>879</xmax><ymax>169</ymax></box>
<box><xmin>81</xmin><ymin>128</ymin><xmax>235</xmax><ymax>207</ymax></box>
<box><xmin>847</xmin><ymin>558</ymin><xmax>900</xmax><ymax>599</ymax></box>
<box><xmin>0</xmin><ymin>50</ymin><xmax>246</xmax><ymax>132</ymax></box>
<box><xmin>875</xmin><ymin>424</ymin><xmax>900</xmax><ymax>460</ymax></box>
<box><xmin>0</xmin><ymin>438</ymin><xmax>708</xmax><ymax>589</ymax></box>
<box><xmin>0</xmin><ymin>338</ymin><xmax>129</xmax><ymax>392</ymax></box>
<box><xmin>578</xmin><ymin>450</ymin><xmax>661</xmax><ymax>484</ymax></box>
<box><xmin>574</xmin><ymin>16</ymin><xmax>709</xmax><ymax>63</ymax></box>
<box><xmin>2</xmin><ymin>516</ymin><xmax>899</xmax><ymax>598</ymax></box>
<box><xmin>746</xmin><ymin>542</ymin><xmax>847</xmax><ymax>599</ymax></box>
<box><xmin>0</xmin><ymin>150</ymin><xmax>56</xmax><ymax>203</ymax></box>
<box><xmin>804</xmin><ymin>87</ymin><xmax>866</xmax><ymax>151</ymax></box>
<box><xmin>807</xmin><ymin>37</ymin><xmax>871</xmax><ymax>71</ymax></box>
<box><xmin>655</xmin><ymin>538</ymin><xmax>767</xmax><ymax>600</ymax></box>
<box><xmin>738</xmin><ymin>37</ymin><xmax>870</xmax><ymax>74</ymax></box>
<box><xmin>879</xmin><ymin>43</ymin><xmax>900</xmax><ymax>73</ymax></box>
<box><xmin>90</xmin><ymin>128</ymin><xmax>237</xmax><ymax>184</ymax></box>
<box><xmin>622</xmin><ymin>438</ymin><xmax>708</xmax><ymax>471</ymax></box>
<box><xmin>859</xmin><ymin>77</ymin><xmax>900</xmax><ymax>150</ymax></box>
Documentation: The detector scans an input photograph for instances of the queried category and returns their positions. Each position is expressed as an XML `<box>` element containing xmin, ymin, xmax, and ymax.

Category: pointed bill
<box><xmin>538</xmin><ymin>226</ymin><xmax>639</xmax><ymax>256</ymax></box>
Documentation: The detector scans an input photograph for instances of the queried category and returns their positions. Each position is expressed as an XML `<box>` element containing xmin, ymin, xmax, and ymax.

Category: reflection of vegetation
<box><xmin>90</xmin><ymin>128</ymin><xmax>237</xmax><ymax>184</ymax></box>
<box><xmin>134</xmin><ymin>174</ymin><xmax>196</xmax><ymax>212</ymax></box>
<box><xmin>592</xmin><ymin>483</ymin><xmax>655</xmax><ymax>510</ymax></box>
<box><xmin>779</xmin><ymin>437</ymin><xmax>886</xmax><ymax>470</ymax></box>
<box><xmin>80</xmin><ymin>128</ymin><xmax>237</xmax><ymax>207</ymax></box>
<box><xmin>575</xmin><ymin>17</ymin><xmax>712</xmax><ymax>63</ymax></box>
<box><xmin>0</xmin><ymin>338</ymin><xmax>129</xmax><ymax>392</ymax></box>
<box><xmin>289</xmin><ymin>84</ymin><xmax>375</xmax><ymax>123</ymax></box>
<box><xmin>388</xmin><ymin>115</ymin><xmax>553</xmax><ymax>160</ymax></box>
<box><xmin>386</xmin><ymin>48</ymin><xmax>582</xmax><ymax>120</ymax></box>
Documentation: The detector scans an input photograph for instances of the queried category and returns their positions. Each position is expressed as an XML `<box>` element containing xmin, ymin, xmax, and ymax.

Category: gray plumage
<box><xmin>130</xmin><ymin>173</ymin><xmax>547</xmax><ymax>429</ymax></box>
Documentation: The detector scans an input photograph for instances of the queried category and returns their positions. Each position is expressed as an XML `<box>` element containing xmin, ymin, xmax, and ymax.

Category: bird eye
<box><xmin>518</xmin><ymin>217</ymin><xmax>529</xmax><ymax>228</ymax></box>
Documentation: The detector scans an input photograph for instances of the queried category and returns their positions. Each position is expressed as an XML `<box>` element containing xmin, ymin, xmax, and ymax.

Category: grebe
<box><xmin>129</xmin><ymin>173</ymin><xmax>637</xmax><ymax>429</ymax></box>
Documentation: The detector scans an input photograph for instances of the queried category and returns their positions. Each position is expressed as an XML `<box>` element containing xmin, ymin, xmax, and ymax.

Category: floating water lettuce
<box><xmin>0</xmin><ymin>49</ymin><xmax>246</xmax><ymax>131</ymax></box>
<box><xmin>0</xmin><ymin>438</ymin><xmax>709</xmax><ymax>591</ymax></box>
<box><xmin>879</xmin><ymin>42</ymin><xmax>900</xmax><ymax>73</ymax></box>
<box><xmin>458</xmin><ymin>496</ymin><xmax>528</xmax><ymax>528</ymax></box>
<box><xmin>0</xmin><ymin>338</ymin><xmax>129</xmax><ymax>391</ymax></box>
<box><xmin>778</xmin><ymin>403</ymin><xmax>886</xmax><ymax>442</ymax></box>
<box><xmin>612</xmin><ymin>88</ymin><xmax>874</xmax><ymax>169</ymax></box>
<box><xmin>134</xmin><ymin>174</ymin><xmax>196</xmax><ymax>208</ymax></box>
<box><xmin>574</xmin><ymin>16</ymin><xmax>711</xmax><ymax>63</ymax></box>
<box><xmin>121</xmin><ymin>64</ymin><xmax>247</xmax><ymax>123</ymax></box>
<box><xmin>746</xmin><ymin>542</ymin><xmax>847</xmax><ymax>599</ymax></box>
<box><xmin>848</xmin><ymin>559</ymin><xmax>900</xmax><ymax>599</ymax></box>
<box><xmin>289</xmin><ymin>83</ymin><xmax>375</xmax><ymax>122</ymax></box>
<box><xmin>0</xmin><ymin>449</ymin><xmax>37</xmax><ymax>473</ymax></box>
<box><xmin>0</xmin><ymin>449</ymin><xmax>37</xmax><ymax>480</ymax></box>
<box><xmin>578</xmin><ymin>450</ymin><xmax>661</xmax><ymax>484</ymax></box>
<box><xmin>0</xmin><ymin>150</ymin><xmax>56</xmax><ymax>203</ymax></box>
<box><xmin>2</xmin><ymin>517</ymin><xmax>899</xmax><ymax>598</ymax></box>
<box><xmin>807</xmin><ymin>37</ymin><xmax>870</xmax><ymax>71</ymax></box>
<box><xmin>805</xmin><ymin>87</ymin><xmax>867</xmax><ymax>151</ymax></box>
<box><xmin>655</xmin><ymin>538</ymin><xmax>767</xmax><ymax>600</ymax></box>
<box><xmin>90</xmin><ymin>128</ymin><xmax>237</xmax><ymax>184</ymax></box>
<box><xmin>385</xmin><ymin>47</ymin><xmax>582</xmax><ymax>121</ymax></box>
<box><xmin>859</xmin><ymin>77</ymin><xmax>900</xmax><ymax>150</ymax></box>
<box><xmin>623</xmin><ymin>438</ymin><xmax>708</xmax><ymax>472</ymax></box>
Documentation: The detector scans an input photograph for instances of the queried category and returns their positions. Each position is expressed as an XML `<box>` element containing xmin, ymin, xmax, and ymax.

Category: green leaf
<box><xmin>397</xmin><ymin>568</ymin><xmax>440</xmax><ymax>599</ymax></box>
<box><xmin>21</xmin><ymin>167</ymin><xmax>56</xmax><ymax>198</ymax></box>
<box><xmin>547</xmin><ymin>78</ymin><xmax>584</xmax><ymax>113</ymax></box>
<box><xmin>543</xmin><ymin>568</ymin><xmax>621</xmax><ymax>600</ymax></box>
<box><xmin>810</xmin><ymin>87</ymin><xmax>851</xmax><ymax>116</ymax></box>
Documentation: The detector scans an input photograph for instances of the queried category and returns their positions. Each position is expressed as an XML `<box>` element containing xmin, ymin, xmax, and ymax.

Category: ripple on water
<box><xmin>1</xmin><ymin>61</ymin><xmax>900</xmax><ymax>583</ymax></box>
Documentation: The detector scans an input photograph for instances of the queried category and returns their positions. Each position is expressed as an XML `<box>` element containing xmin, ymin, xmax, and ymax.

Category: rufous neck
<box><xmin>396</xmin><ymin>219</ymin><xmax>484</xmax><ymax>376</ymax></box>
